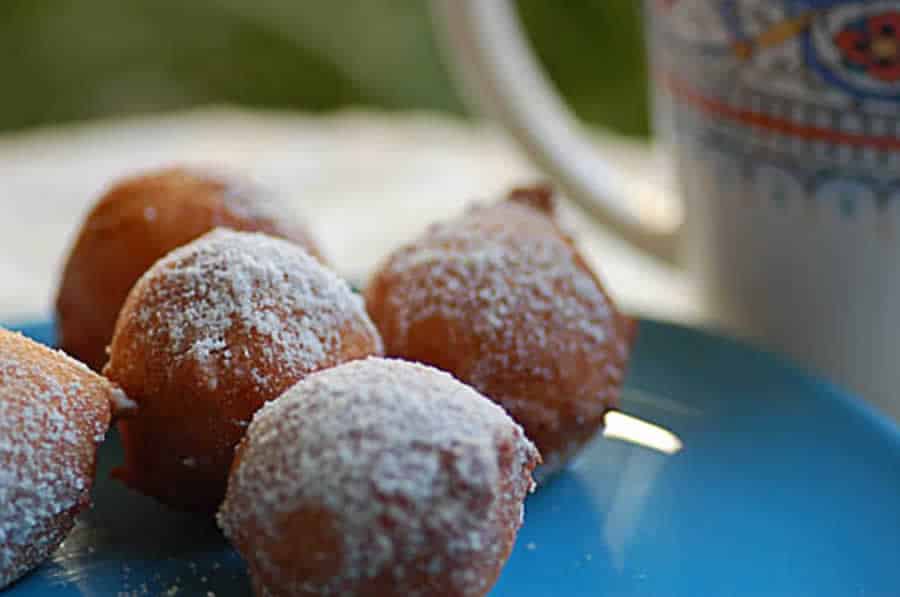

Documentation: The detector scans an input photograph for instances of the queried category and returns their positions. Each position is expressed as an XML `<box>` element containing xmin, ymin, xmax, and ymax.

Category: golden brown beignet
<box><xmin>219</xmin><ymin>357</ymin><xmax>539</xmax><ymax>597</ymax></box>
<box><xmin>104</xmin><ymin>230</ymin><xmax>381</xmax><ymax>511</ymax></box>
<box><xmin>366</xmin><ymin>186</ymin><xmax>632</xmax><ymax>480</ymax></box>
<box><xmin>56</xmin><ymin>167</ymin><xmax>324</xmax><ymax>372</ymax></box>
<box><xmin>0</xmin><ymin>328</ymin><xmax>116</xmax><ymax>588</ymax></box>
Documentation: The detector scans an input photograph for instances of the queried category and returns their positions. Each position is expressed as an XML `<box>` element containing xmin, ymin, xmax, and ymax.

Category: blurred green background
<box><xmin>0</xmin><ymin>1</ymin><xmax>649</xmax><ymax>137</ymax></box>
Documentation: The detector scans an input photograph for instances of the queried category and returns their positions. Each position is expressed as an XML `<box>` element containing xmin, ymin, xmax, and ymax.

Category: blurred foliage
<box><xmin>519</xmin><ymin>1</ymin><xmax>649</xmax><ymax>136</ymax></box>
<box><xmin>0</xmin><ymin>1</ymin><xmax>648</xmax><ymax>136</ymax></box>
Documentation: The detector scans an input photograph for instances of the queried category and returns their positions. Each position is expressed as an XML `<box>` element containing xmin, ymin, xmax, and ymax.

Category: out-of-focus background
<box><xmin>2</xmin><ymin>1</ymin><xmax>698</xmax><ymax>323</ymax></box>
<box><xmin>0</xmin><ymin>1</ymin><xmax>648</xmax><ymax>136</ymax></box>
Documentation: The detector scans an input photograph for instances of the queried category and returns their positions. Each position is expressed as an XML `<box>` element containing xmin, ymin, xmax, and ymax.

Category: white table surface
<box><xmin>0</xmin><ymin>107</ymin><xmax>701</xmax><ymax>325</ymax></box>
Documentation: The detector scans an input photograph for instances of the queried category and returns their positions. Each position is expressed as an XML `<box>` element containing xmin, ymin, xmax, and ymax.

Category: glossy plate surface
<box><xmin>5</xmin><ymin>319</ymin><xmax>900</xmax><ymax>596</ymax></box>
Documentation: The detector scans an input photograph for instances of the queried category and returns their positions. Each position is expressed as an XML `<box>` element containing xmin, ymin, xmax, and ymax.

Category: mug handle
<box><xmin>432</xmin><ymin>0</ymin><xmax>681</xmax><ymax>263</ymax></box>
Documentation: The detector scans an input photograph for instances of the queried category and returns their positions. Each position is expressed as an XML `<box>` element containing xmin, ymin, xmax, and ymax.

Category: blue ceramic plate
<box><xmin>5</xmin><ymin>319</ymin><xmax>900</xmax><ymax>596</ymax></box>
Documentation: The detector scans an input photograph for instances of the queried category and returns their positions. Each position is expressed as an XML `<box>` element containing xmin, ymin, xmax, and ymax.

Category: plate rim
<box><xmin>6</xmin><ymin>315</ymin><xmax>899</xmax><ymax>447</ymax></box>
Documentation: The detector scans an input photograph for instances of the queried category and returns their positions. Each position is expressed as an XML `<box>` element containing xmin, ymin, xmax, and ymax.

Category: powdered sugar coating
<box><xmin>372</xmin><ymin>200</ymin><xmax>611</xmax><ymax>386</ymax></box>
<box><xmin>219</xmin><ymin>357</ymin><xmax>539</xmax><ymax>597</ymax></box>
<box><xmin>196</xmin><ymin>166</ymin><xmax>321</xmax><ymax>257</ymax></box>
<box><xmin>366</xmin><ymin>193</ymin><xmax>631</xmax><ymax>480</ymax></box>
<box><xmin>56</xmin><ymin>166</ymin><xmax>325</xmax><ymax>373</ymax></box>
<box><xmin>119</xmin><ymin>229</ymin><xmax>376</xmax><ymax>391</ymax></box>
<box><xmin>216</xmin><ymin>171</ymin><xmax>291</xmax><ymax>229</ymax></box>
<box><xmin>0</xmin><ymin>329</ymin><xmax>114</xmax><ymax>588</ymax></box>
<box><xmin>104</xmin><ymin>229</ymin><xmax>382</xmax><ymax>510</ymax></box>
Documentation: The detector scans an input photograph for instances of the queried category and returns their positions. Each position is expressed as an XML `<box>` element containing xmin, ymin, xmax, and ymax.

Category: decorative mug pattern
<box><xmin>651</xmin><ymin>0</ymin><xmax>900</xmax><ymax>215</ymax></box>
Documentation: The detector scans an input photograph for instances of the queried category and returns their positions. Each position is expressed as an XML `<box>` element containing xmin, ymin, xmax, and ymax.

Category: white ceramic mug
<box><xmin>433</xmin><ymin>1</ymin><xmax>900</xmax><ymax>418</ymax></box>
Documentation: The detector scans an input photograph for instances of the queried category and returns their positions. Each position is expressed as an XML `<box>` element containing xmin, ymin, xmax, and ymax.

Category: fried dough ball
<box><xmin>0</xmin><ymin>328</ymin><xmax>117</xmax><ymax>588</ymax></box>
<box><xmin>103</xmin><ymin>230</ymin><xmax>382</xmax><ymax>511</ymax></box>
<box><xmin>366</xmin><ymin>186</ymin><xmax>632</xmax><ymax>481</ymax></box>
<box><xmin>56</xmin><ymin>166</ymin><xmax>324</xmax><ymax>372</ymax></box>
<box><xmin>219</xmin><ymin>357</ymin><xmax>539</xmax><ymax>597</ymax></box>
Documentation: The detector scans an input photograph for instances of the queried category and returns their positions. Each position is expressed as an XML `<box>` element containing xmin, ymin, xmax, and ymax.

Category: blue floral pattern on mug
<box><xmin>651</xmin><ymin>0</ymin><xmax>900</xmax><ymax>215</ymax></box>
